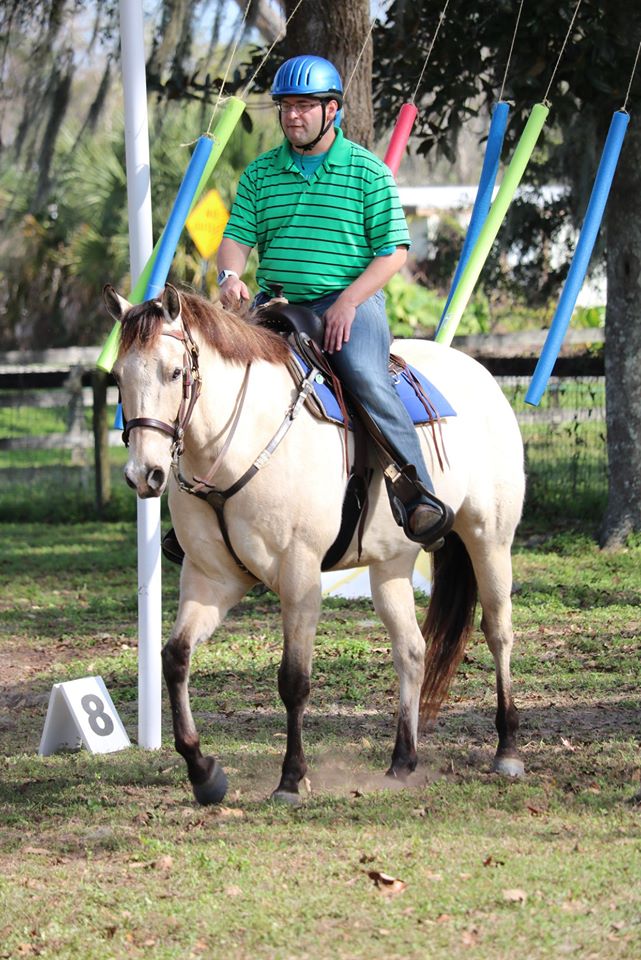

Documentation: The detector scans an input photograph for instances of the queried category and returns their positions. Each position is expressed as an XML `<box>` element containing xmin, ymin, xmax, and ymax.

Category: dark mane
<box><xmin>118</xmin><ymin>290</ymin><xmax>291</xmax><ymax>365</ymax></box>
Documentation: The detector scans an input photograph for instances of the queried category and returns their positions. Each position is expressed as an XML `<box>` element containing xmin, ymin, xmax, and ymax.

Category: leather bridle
<box><xmin>120</xmin><ymin>308</ymin><xmax>321</xmax><ymax>578</ymax></box>
<box><xmin>121</xmin><ymin>318</ymin><xmax>202</xmax><ymax>459</ymax></box>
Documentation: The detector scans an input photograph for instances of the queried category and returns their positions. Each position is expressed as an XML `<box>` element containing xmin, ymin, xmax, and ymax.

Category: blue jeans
<box><xmin>299</xmin><ymin>290</ymin><xmax>435</xmax><ymax>505</ymax></box>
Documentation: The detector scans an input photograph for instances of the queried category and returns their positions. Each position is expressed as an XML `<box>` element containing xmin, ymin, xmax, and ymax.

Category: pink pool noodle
<box><xmin>383</xmin><ymin>103</ymin><xmax>419</xmax><ymax>176</ymax></box>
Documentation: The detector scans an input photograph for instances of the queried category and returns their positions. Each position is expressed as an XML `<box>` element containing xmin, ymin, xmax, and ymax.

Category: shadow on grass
<box><xmin>2</xmin><ymin>655</ymin><xmax>640</xmax><ymax>823</ymax></box>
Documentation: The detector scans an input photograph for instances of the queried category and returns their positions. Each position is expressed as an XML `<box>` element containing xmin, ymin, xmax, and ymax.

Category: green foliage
<box><xmin>458</xmin><ymin>289</ymin><xmax>491</xmax><ymax>335</ymax></box>
<box><xmin>573</xmin><ymin>305</ymin><xmax>605</xmax><ymax>328</ymax></box>
<box><xmin>384</xmin><ymin>274</ymin><xmax>444</xmax><ymax>337</ymax></box>
<box><xmin>374</xmin><ymin>1</ymin><xmax>639</xmax><ymax>163</ymax></box>
<box><xmin>373</xmin><ymin>1</ymin><xmax>638</xmax><ymax>302</ymax></box>
<box><xmin>385</xmin><ymin>275</ymin><xmax>492</xmax><ymax>338</ymax></box>
<box><xmin>0</xmin><ymin>94</ymin><xmax>278</xmax><ymax>350</ymax></box>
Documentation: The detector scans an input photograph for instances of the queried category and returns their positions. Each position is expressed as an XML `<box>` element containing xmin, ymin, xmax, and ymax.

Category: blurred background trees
<box><xmin>1</xmin><ymin>0</ymin><xmax>639</xmax><ymax>538</ymax></box>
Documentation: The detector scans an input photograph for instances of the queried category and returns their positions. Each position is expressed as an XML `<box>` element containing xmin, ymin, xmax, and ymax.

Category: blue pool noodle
<box><xmin>436</xmin><ymin>101</ymin><xmax>510</xmax><ymax>337</ymax></box>
<box><xmin>526</xmin><ymin>111</ymin><xmax>630</xmax><ymax>406</ymax></box>
<box><xmin>145</xmin><ymin>135</ymin><xmax>214</xmax><ymax>299</ymax></box>
<box><xmin>115</xmin><ymin>136</ymin><xmax>214</xmax><ymax>429</ymax></box>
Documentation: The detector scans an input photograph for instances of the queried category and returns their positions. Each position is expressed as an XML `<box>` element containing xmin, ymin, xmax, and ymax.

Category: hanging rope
<box><xmin>622</xmin><ymin>36</ymin><xmax>641</xmax><ymax>112</ymax></box>
<box><xmin>411</xmin><ymin>0</ymin><xmax>451</xmax><ymax>103</ymax></box>
<box><xmin>343</xmin><ymin>0</ymin><xmax>396</xmax><ymax>98</ymax></box>
<box><xmin>498</xmin><ymin>0</ymin><xmax>525</xmax><ymax>102</ymax></box>
<box><xmin>206</xmin><ymin>0</ymin><xmax>254</xmax><ymax>135</ymax></box>
<box><xmin>240</xmin><ymin>0</ymin><xmax>306</xmax><ymax>101</ymax></box>
<box><xmin>542</xmin><ymin>0</ymin><xmax>583</xmax><ymax>105</ymax></box>
<box><xmin>343</xmin><ymin>23</ymin><xmax>374</xmax><ymax>98</ymax></box>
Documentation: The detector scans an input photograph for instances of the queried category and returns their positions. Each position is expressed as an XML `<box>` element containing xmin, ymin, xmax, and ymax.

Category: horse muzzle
<box><xmin>124</xmin><ymin>461</ymin><xmax>168</xmax><ymax>498</ymax></box>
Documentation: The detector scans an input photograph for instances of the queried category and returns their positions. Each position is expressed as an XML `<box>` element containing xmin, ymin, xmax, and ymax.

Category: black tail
<box><xmin>420</xmin><ymin>532</ymin><xmax>477</xmax><ymax>726</ymax></box>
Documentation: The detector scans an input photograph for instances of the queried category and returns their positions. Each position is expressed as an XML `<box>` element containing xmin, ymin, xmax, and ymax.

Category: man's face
<box><xmin>277</xmin><ymin>96</ymin><xmax>337</xmax><ymax>148</ymax></box>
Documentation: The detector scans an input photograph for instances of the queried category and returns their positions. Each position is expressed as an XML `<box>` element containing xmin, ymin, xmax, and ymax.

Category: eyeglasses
<box><xmin>277</xmin><ymin>99</ymin><xmax>322</xmax><ymax>116</ymax></box>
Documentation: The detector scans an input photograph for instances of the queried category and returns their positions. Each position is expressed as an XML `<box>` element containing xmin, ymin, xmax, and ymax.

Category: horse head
<box><xmin>103</xmin><ymin>283</ymin><xmax>200</xmax><ymax>498</ymax></box>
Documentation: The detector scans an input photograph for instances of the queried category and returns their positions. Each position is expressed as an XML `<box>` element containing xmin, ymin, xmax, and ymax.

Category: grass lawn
<box><xmin>1</xmin><ymin>520</ymin><xmax>640</xmax><ymax>959</ymax></box>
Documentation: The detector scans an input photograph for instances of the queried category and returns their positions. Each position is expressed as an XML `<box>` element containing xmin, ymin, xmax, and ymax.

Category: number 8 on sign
<box><xmin>81</xmin><ymin>694</ymin><xmax>115</xmax><ymax>737</ymax></box>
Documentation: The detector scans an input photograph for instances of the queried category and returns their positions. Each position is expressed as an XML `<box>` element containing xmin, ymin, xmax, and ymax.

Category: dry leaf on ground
<box><xmin>367</xmin><ymin>870</ymin><xmax>407</xmax><ymax>896</ymax></box>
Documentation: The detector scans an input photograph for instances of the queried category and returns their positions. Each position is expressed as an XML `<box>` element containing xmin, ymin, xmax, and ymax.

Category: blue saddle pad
<box><xmin>294</xmin><ymin>353</ymin><xmax>456</xmax><ymax>425</ymax></box>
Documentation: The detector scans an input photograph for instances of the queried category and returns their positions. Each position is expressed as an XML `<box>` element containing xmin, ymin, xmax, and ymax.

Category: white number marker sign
<box><xmin>39</xmin><ymin>676</ymin><xmax>131</xmax><ymax>756</ymax></box>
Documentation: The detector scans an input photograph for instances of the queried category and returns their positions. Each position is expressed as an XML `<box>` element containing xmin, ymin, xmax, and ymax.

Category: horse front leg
<box><xmin>271</xmin><ymin>564</ymin><xmax>321</xmax><ymax>805</ymax></box>
<box><xmin>370</xmin><ymin>557</ymin><xmax>425</xmax><ymax>778</ymax></box>
<box><xmin>162</xmin><ymin>562</ymin><xmax>250</xmax><ymax>804</ymax></box>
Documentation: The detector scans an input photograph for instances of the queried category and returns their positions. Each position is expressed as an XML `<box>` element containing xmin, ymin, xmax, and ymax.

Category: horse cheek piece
<box><xmin>104</xmin><ymin>283</ymin><xmax>526</xmax><ymax>805</ymax></box>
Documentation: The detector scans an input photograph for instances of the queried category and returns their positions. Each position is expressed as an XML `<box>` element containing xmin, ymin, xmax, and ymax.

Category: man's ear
<box><xmin>103</xmin><ymin>285</ymin><xmax>132</xmax><ymax>322</ymax></box>
<box><xmin>326</xmin><ymin>98</ymin><xmax>339</xmax><ymax>119</ymax></box>
<box><xmin>162</xmin><ymin>283</ymin><xmax>181</xmax><ymax>322</ymax></box>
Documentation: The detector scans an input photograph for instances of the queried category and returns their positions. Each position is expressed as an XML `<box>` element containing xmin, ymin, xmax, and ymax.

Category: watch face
<box><xmin>217</xmin><ymin>270</ymin><xmax>226</xmax><ymax>285</ymax></box>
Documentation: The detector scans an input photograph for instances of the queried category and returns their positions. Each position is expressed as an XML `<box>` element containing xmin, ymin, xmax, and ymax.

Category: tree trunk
<box><xmin>600</xmin><ymin>120</ymin><xmax>641</xmax><ymax>547</ymax></box>
<box><xmin>283</xmin><ymin>0</ymin><xmax>373</xmax><ymax>148</ymax></box>
<box><xmin>232</xmin><ymin>0</ymin><xmax>283</xmax><ymax>41</ymax></box>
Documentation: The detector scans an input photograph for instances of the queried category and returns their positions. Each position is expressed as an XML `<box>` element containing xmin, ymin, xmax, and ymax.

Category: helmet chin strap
<box><xmin>280</xmin><ymin>100</ymin><xmax>336</xmax><ymax>152</ymax></box>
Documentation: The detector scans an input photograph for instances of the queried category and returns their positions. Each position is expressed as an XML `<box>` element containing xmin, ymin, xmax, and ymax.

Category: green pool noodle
<box><xmin>97</xmin><ymin>96</ymin><xmax>246</xmax><ymax>372</ymax></box>
<box><xmin>435</xmin><ymin>102</ymin><xmax>550</xmax><ymax>347</ymax></box>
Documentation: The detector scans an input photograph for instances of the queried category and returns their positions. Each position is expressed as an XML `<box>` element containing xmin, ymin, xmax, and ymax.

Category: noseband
<box><xmin>121</xmin><ymin>318</ymin><xmax>202</xmax><ymax>458</ymax></box>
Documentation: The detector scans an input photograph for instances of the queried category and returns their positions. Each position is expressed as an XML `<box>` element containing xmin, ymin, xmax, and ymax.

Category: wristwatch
<box><xmin>217</xmin><ymin>269</ymin><xmax>239</xmax><ymax>285</ymax></box>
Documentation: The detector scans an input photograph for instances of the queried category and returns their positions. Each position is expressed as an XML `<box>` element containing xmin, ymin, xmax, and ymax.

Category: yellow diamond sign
<box><xmin>186</xmin><ymin>189</ymin><xmax>229</xmax><ymax>260</ymax></box>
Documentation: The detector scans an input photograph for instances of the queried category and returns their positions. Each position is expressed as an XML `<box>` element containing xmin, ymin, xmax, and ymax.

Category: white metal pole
<box><xmin>119</xmin><ymin>0</ymin><xmax>162</xmax><ymax>749</ymax></box>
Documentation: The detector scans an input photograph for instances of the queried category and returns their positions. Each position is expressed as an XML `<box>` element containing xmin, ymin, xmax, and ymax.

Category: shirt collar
<box><xmin>275</xmin><ymin>126</ymin><xmax>352</xmax><ymax>171</ymax></box>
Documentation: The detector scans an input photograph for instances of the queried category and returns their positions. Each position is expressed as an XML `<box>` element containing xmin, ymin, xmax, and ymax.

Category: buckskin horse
<box><xmin>104</xmin><ymin>283</ymin><xmax>525</xmax><ymax>805</ymax></box>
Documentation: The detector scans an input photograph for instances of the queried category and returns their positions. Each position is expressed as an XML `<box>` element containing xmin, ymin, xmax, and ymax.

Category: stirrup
<box><xmin>389</xmin><ymin>495</ymin><xmax>454</xmax><ymax>551</ymax></box>
<box><xmin>384</xmin><ymin>465</ymin><xmax>454</xmax><ymax>550</ymax></box>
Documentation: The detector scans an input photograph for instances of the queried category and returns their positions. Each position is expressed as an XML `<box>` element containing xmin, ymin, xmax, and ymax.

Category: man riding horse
<box><xmin>216</xmin><ymin>54</ymin><xmax>454</xmax><ymax>551</ymax></box>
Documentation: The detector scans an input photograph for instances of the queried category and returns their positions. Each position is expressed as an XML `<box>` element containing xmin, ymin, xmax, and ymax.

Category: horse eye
<box><xmin>171</xmin><ymin>367</ymin><xmax>182</xmax><ymax>381</ymax></box>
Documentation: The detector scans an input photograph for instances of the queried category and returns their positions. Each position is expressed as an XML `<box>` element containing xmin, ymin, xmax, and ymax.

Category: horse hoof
<box><xmin>270</xmin><ymin>789</ymin><xmax>302</xmax><ymax>806</ymax></box>
<box><xmin>492</xmin><ymin>755</ymin><xmax>525</xmax><ymax>779</ymax></box>
<box><xmin>192</xmin><ymin>759</ymin><xmax>228</xmax><ymax>805</ymax></box>
<box><xmin>385</xmin><ymin>766</ymin><xmax>413</xmax><ymax>782</ymax></box>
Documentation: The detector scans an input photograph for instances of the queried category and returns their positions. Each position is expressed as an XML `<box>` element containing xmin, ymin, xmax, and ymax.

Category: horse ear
<box><xmin>103</xmin><ymin>284</ymin><xmax>131</xmax><ymax>322</ymax></box>
<box><xmin>162</xmin><ymin>284</ymin><xmax>181</xmax><ymax>323</ymax></box>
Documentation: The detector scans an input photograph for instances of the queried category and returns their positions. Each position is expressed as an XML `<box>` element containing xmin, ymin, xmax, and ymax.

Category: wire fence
<box><xmin>503</xmin><ymin>376</ymin><xmax>607</xmax><ymax>519</ymax></box>
<box><xmin>0</xmin><ymin>377</ymin><xmax>608</xmax><ymax>524</ymax></box>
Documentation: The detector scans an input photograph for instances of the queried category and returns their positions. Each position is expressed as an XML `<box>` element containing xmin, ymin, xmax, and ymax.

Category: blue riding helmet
<box><xmin>271</xmin><ymin>55</ymin><xmax>343</xmax><ymax>107</ymax></box>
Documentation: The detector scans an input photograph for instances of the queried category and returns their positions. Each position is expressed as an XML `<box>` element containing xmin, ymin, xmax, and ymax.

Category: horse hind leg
<box><xmin>369</xmin><ymin>557</ymin><xmax>425</xmax><ymax>778</ymax></box>
<box><xmin>162</xmin><ymin>564</ymin><xmax>251</xmax><ymax>805</ymax></box>
<box><xmin>468</xmin><ymin>540</ymin><xmax>524</xmax><ymax>778</ymax></box>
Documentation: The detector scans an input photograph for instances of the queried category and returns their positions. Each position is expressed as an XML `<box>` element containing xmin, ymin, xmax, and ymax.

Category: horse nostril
<box><xmin>147</xmin><ymin>468</ymin><xmax>165</xmax><ymax>490</ymax></box>
<box><xmin>124</xmin><ymin>466</ymin><xmax>137</xmax><ymax>490</ymax></box>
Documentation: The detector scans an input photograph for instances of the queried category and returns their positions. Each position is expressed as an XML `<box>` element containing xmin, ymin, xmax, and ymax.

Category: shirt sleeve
<box><xmin>222</xmin><ymin>166</ymin><xmax>258</xmax><ymax>248</ymax></box>
<box><xmin>364</xmin><ymin>166</ymin><xmax>411</xmax><ymax>256</ymax></box>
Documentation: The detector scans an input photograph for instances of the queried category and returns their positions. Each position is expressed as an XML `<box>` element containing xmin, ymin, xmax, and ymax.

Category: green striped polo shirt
<box><xmin>223</xmin><ymin>127</ymin><xmax>411</xmax><ymax>302</ymax></box>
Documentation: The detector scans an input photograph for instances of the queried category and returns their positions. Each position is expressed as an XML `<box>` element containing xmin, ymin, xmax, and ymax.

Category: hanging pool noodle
<box><xmin>435</xmin><ymin>101</ymin><xmax>510</xmax><ymax>337</ymax></box>
<box><xmin>97</xmin><ymin>96</ymin><xmax>246</xmax><ymax>373</ymax></box>
<box><xmin>112</xmin><ymin>134</ymin><xmax>214</xmax><ymax>429</ymax></box>
<box><xmin>384</xmin><ymin>103</ymin><xmax>419</xmax><ymax>176</ymax></box>
<box><xmin>435</xmin><ymin>102</ymin><xmax>549</xmax><ymax>347</ymax></box>
<box><xmin>525</xmin><ymin>110</ymin><xmax>630</xmax><ymax>406</ymax></box>
<box><xmin>144</xmin><ymin>135</ymin><xmax>213</xmax><ymax>298</ymax></box>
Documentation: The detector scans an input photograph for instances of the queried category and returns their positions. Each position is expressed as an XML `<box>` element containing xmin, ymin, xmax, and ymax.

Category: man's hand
<box><xmin>219</xmin><ymin>276</ymin><xmax>250</xmax><ymax>309</ymax></box>
<box><xmin>323</xmin><ymin>295</ymin><xmax>356</xmax><ymax>353</ymax></box>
